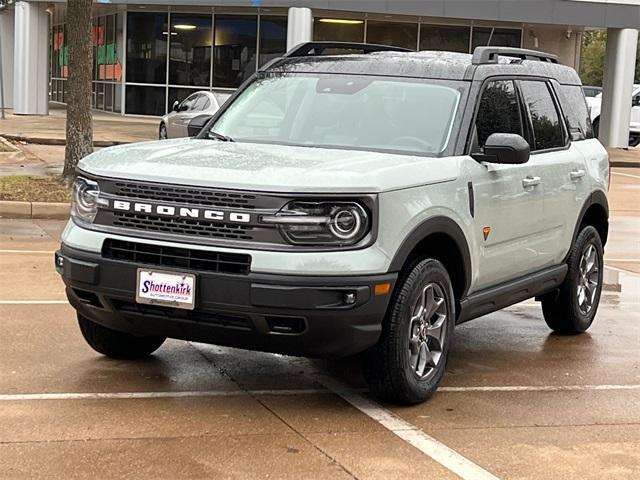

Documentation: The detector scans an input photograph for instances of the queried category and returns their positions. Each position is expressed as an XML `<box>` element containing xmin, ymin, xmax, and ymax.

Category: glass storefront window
<box><xmin>314</xmin><ymin>18</ymin><xmax>364</xmax><ymax>43</ymax></box>
<box><xmin>125</xmin><ymin>85</ymin><xmax>166</xmax><ymax>116</ymax></box>
<box><xmin>169</xmin><ymin>14</ymin><xmax>212</xmax><ymax>87</ymax></box>
<box><xmin>259</xmin><ymin>16</ymin><xmax>287</xmax><ymax>67</ymax></box>
<box><xmin>366</xmin><ymin>21</ymin><xmax>417</xmax><ymax>50</ymax></box>
<box><xmin>214</xmin><ymin>15</ymin><xmax>258</xmax><ymax>88</ymax></box>
<box><xmin>471</xmin><ymin>27</ymin><xmax>521</xmax><ymax>50</ymax></box>
<box><xmin>126</xmin><ymin>12</ymin><xmax>168</xmax><ymax>84</ymax></box>
<box><xmin>420</xmin><ymin>24</ymin><xmax>470</xmax><ymax>53</ymax></box>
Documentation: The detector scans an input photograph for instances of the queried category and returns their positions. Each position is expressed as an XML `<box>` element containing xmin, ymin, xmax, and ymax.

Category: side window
<box><xmin>518</xmin><ymin>80</ymin><xmax>566</xmax><ymax>151</ymax></box>
<box><xmin>194</xmin><ymin>95</ymin><xmax>211</xmax><ymax>111</ymax></box>
<box><xmin>558</xmin><ymin>85</ymin><xmax>594</xmax><ymax>140</ymax></box>
<box><xmin>474</xmin><ymin>80</ymin><xmax>523</xmax><ymax>150</ymax></box>
<box><xmin>180</xmin><ymin>94</ymin><xmax>199</xmax><ymax>111</ymax></box>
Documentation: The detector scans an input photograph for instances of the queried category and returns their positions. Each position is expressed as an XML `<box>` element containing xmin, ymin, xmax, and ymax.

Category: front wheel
<box><xmin>78</xmin><ymin>314</ymin><xmax>166</xmax><ymax>359</ymax></box>
<box><xmin>159</xmin><ymin>123</ymin><xmax>168</xmax><ymax>140</ymax></box>
<box><xmin>541</xmin><ymin>225</ymin><xmax>604</xmax><ymax>334</ymax></box>
<box><xmin>363</xmin><ymin>258</ymin><xmax>455</xmax><ymax>405</ymax></box>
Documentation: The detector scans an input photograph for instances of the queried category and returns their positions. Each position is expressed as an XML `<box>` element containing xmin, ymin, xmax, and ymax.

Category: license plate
<box><xmin>136</xmin><ymin>269</ymin><xmax>196</xmax><ymax>310</ymax></box>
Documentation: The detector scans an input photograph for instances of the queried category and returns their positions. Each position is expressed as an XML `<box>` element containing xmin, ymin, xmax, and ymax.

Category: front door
<box><xmin>465</xmin><ymin>79</ymin><xmax>546</xmax><ymax>290</ymax></box>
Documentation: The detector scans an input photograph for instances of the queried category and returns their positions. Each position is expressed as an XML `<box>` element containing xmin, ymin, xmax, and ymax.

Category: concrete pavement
<box><xmin>0</xmin><ymin>218</ymin><xmax>639</xmax><ymax>479</ymax></box>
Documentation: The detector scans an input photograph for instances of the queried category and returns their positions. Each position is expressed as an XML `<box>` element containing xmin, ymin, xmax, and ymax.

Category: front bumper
<box><xmin>56</xmin><ymin>244</ymin><xmax>396</xmax><ymax>358</ymax></box>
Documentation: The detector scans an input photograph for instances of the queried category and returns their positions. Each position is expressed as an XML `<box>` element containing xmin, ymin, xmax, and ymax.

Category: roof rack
<box><xmin>472</xmin><ymin>47</ymin><xmax>559</xmax><ymax>65</ymax></box>
<box><xmin>284</xmin><ymin>41</ymin><xmax>413</xmax><ymax>58</ymax></box>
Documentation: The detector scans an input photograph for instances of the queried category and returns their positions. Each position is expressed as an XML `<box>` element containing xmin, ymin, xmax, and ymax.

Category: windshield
<box><xmin>207</xmin><ymin>73</ymin><xmax>465</xmax><ymax>156</ymax></box>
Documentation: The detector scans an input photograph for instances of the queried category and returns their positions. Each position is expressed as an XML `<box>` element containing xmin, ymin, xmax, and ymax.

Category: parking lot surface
<box><xmin>1</xmin><ymin>166</ymin><xmax>639</xmax><ymax>479</ymax></box>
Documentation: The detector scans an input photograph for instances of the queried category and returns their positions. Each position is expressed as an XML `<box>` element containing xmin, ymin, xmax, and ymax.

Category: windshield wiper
<box><xmin>207</xmin><ymin>131</ymin><xmax>234</xmax><ymax>142</ymax></box>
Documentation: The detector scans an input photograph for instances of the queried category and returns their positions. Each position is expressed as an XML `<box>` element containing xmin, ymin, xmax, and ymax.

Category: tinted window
<box><xmin>472</xmin><ymin>27</ymin><xmax>521</xmax><ymax>50</ymax></box>
<box><xmin>519</xmin><ymin>81</ymin><xmax>565</xmax><ymax>150</ymax></box>
<box><xmin>367</xmin><ymin>21</ymin><xmax>418</xmax><ymax>50</ymax></box>
<box><xmin>214</xmin><ymin>15</ymin><xmax>258</xmax><ymax>88</ymax></box>
<box><xmin>474</xmin><ymin>80</ymin><xmax>522</xmax><ymax>149</ymax></box>
<box><xmin>559</xmin><ymin>85</ymin><xmax>594</xmax><ymax>140</ymax></box>
<box><xmin>420</xmin><ymin>25</ymin><xmax>470</xmax><ymax>53</ymax></box>
<box><xmin>314</xmin><ymin>18</ymin><xmax>364</xmax><ymax>43</ymax></box>
<box><xmin>126</xmin><ymin>13</ymin><xmax>168</xmax><ymax>84</ymax></box>
<box><xmin>169</xmin><ymin>14</ymin><xmax>212</xmax><ymax>87</ymax></box>
<box><xmin>259</xmin><ymin>16</ymin><xmax>288</xmax><ymax>67</ymax></box>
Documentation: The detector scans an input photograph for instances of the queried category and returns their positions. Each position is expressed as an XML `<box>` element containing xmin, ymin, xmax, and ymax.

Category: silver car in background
<box><xmin>159</xmin><ymin>91</ymin><xmax>231</xmax><ymax>139</ymax></box>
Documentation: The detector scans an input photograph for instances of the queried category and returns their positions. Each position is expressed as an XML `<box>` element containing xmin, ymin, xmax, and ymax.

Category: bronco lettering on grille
<box><xmin>110</xmin><ymin>200</ymin><xmax>252</xmax><ymax>223</ymax></box>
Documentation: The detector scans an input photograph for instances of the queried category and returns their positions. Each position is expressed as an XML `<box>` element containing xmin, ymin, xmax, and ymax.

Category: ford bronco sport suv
<box><xmin>56</xmin><ymin>43</ymin><xmax>609</xmax><ymax>404</ymax></box>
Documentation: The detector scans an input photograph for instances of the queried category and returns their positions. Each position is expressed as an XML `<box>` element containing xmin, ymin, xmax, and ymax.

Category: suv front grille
<box><xmin>112</xmin><ymin>212</ymin><xmax>254</xmax><ymax>240</ymax></box>
<box><xmin>102</xmin><ymin>239</ymin><xmax>251</xmax><ymax>275</ymax></box>
<box><xmin>113</xmin><ymin>181</ymin><xmax>257</xmax><ymax>209</ymax></box>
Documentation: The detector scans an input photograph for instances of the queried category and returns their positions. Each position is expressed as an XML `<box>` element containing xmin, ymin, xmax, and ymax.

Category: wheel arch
<box><xmin>573</xmin><ymin>190</ymin><xmax>609</xmax><ymax>251</ymax></box>
<box><xmin>388</xmin><ymin>216</ymin><xmax>472</xmax><ymax>306</ymax></box>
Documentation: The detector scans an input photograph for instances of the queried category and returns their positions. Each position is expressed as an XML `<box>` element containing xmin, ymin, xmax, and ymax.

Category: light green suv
<box><xmin>56</xmin><ymin>43</ymin><xmax>609</xmax><ymax>404</ymax></box>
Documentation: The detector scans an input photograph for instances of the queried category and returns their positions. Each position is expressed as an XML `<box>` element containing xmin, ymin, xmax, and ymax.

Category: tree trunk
<box><xmin>63</xmin><ymin>0</ymin><xmax>93</xmax><ymax>180</ymax></box>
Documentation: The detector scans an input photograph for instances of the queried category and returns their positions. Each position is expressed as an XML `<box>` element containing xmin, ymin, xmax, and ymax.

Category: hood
<box><xmin>78</xmin><ymin>138</ymin><xmax>459</xmax><ymax>193</ymax></box>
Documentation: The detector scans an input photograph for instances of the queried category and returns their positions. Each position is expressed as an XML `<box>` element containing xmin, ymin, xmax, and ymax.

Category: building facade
<box><xmin>1</xmin><ymin>1</ymin><xmax>638</xmax><ymax>145</ymax></box>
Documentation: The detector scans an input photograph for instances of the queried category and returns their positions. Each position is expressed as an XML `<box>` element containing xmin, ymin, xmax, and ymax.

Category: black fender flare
<box><xmin>388</xmin><ymin>216</ymin><xmax>472</xmax><ymax>298</ymax></box>
<box><xmin>567</xmin><ymin>190</ymin><xmax>609</xmax><ymax>257</ymax></box>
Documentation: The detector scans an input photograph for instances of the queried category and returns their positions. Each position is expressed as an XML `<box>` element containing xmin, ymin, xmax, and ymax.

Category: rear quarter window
<box><xmin>558</xmin><ymin>85</ymin><xmax>594</xmax><ymax>140</ymax></box>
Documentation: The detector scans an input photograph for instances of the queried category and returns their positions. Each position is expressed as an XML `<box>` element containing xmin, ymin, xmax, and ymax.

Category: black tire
<box><xmin>159</xmin><ymin>123</ymin><xmax>168</xmax><ymax>140</ymax></box>
<box><xmin>78</xmin><ymin>314</ymin><xmax>166</xmax><ymax>359</ymax></box>
<box><xmin>592</xmin><ymin>117</ymin><xmax>600</xmax><ymax>138</ymax></box>
<box><xmin>541</xmin><ymin>225</ymin><xmax>604</xmax><ymax>334</ymax></box>
<box><xmin>363</xmin><ymin>258</ymin><xmax>455</xmax><ymax>405</ymax></box>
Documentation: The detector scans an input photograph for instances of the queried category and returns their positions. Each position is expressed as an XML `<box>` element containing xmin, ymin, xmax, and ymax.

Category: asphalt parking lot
<box><xmin>1</xmin><ymin>166</ymin><xmax>639</xmax><ymax>479</ymax></box>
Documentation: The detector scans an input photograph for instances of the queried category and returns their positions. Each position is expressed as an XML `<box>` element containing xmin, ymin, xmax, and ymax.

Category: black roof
<box><xmin>263</xmin><ymin>44</ymin><xmax>582</xmax><ymax>86</ymax></box>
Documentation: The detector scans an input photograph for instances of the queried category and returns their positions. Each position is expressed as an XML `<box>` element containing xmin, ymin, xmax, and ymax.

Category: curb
<box><xmin>1</xmin><ymin>134</ymin><xmax>129</xmax><ymax>148</ymax></box>
<box><xmin>0</xmin><ymin>200</ymin><xmax>70</xmax><ymax>219</ymax></box>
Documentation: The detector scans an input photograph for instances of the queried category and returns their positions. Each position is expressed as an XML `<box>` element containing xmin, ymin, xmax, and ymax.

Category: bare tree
<box><xmin>63</xmin><ymin>0</ymin><xmax>93</xmax><ymax>180</ymax></box>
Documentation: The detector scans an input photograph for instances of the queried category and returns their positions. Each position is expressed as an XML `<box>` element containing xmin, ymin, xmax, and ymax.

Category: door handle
<box><xmin>522</xmin><ymin>176</ymin><xmax>541</xmax><ymax>188</ymax></box>
<box><xmin>570</xmin><ymin>169</ymin><xmax>586</xmax><ymax>180</ymax></box>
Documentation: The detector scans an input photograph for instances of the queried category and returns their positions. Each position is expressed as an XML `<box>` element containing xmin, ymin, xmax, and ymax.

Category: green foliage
<box><xmin>580</xmin><ymin>30</ymin><xmax>640</xmax><ymax>87</ymax></box>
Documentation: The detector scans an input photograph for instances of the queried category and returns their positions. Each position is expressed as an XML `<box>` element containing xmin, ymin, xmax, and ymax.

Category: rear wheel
<box><xmin>159</xmin><ymin>122</ymin><xmax>168</xmax><ymax>140</ymax></box>
<box><xmin>78</xmin><ymin>314</ymin><xmax>166</xmax><ymax>359</ymax></box>
<box><xmin>541</xmin><ymin>225</ymin><xmax>603</xmax><ymax>334</ymax></box>
<box><xmin>363</xmin><ymin>258</ymin><xmax>454</xmax><ymax>405</ymax></box>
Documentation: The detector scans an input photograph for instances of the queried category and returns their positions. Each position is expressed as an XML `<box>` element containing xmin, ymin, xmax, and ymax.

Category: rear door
<box><xmin>465</xmin><ymin>79</ymin><xmax>547</xmax><ymax>289</ymax></box>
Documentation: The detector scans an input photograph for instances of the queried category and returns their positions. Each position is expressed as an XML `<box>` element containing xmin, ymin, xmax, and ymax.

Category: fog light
<box><xmin>344</xmin><ymin>292</ymin><xmax>357</xmax><ymax>305</ymax></box>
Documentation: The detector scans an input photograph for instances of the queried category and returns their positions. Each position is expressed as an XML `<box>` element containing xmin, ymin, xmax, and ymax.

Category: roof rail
<box><xmin>472</xmin><ymin>47</ymin><xmax>559</xmax><ymax>65</ymax></box>
<box><xmin>284</xmin><ymin>41</ymin><xmax>413</xmax><ymax>58</ymax></box>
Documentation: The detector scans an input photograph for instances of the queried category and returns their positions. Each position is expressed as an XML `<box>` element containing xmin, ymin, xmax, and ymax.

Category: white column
<box><xmin>0</xmin><ymin>7</ymin><xmax>15</xmax><ymax>110</ymax></box>
<box><xmin>286</xmin><ymin>7</ymin><xmax>313</xmax><ymax>51</ymax></box>
<box><xmin>13</xmin><ymin>1</ymin><xmax>49</xmax><ymax>115</ymax></box>
<box><xmin>599</xmin><ymin>28</ymin><xmax>638</xmax><ymax>147</ymax></box>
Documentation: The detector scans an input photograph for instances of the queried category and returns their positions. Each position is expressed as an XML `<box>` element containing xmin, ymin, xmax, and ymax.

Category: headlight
<box><xmin>71</xmin><ymin>177</ymin><xmax>101</xmax><ymax>223</ymax></box>
<box><xmin>262</xmin><ymin>201</ymin><xmax>370</xmax><ymax>246</ymax></box>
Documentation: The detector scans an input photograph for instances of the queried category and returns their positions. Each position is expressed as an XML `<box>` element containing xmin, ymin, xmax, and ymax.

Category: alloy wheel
<box><xmin>577</xmin><ymin>243</ymin><xmax>599</xmax><ymax>315</ymax></box>
<box><xmin>408</xmin><ymin>282</ymin><xmax>448</xmax><ymax>380</ymax></box>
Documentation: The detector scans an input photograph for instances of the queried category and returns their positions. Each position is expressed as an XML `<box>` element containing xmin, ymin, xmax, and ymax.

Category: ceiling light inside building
<box><xmin>174</xmin><ymin>24</ymin><xmax>197</xmax><ymax>31</ymax></box>
<box><xmin>318</xmin><ymin>19</ymin><xmax>364</xmax><ymax>25</ymax></box>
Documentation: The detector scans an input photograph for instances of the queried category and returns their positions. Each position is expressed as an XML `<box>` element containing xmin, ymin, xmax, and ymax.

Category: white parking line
<box><xmin>439</xmin><ymin>384</ymin><xmax>640</xmax><ymax>392</ymax></box>
<box><xmin>612</xmin><ymin>171</ymin><xmax>640</xmax><ymax>180</ymax></box>
<box><xmin>0</xmin><ymin>300</ymin><xmax>68</xmax><ymax>305</ymax></box>
<box><xmin>313</xmin><ymin>374</ymin><xmax>500</xmax><ymax>480</ymax></box>
<box><xmin>0</xmin><ymin>389</ymin><xmax>332</xmax><ymax>401</ymax></box>
<box><xmin>0</xmin><ymin>249</ymin><xmax>55</xmax><ymax>254</ymax></box>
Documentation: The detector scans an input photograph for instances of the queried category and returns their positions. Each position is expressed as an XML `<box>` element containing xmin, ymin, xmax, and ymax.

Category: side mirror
<box><xmin>172</xmin><ymin>100</ymin><xmax>180</xmax><ymax>112</ymax></box>
<box><xmin>187</xmin><ymin>115</ymin><xmax>213</xmax><ymax>137</ymax></box>
<box><xmin>472</xmin><ymin>133</ymin><xmax>530</xmax><ymax>165</ymax></box>
<box><xmin>632</xmin><ymin>96</ymin><xmax>640</xmax><ymax>107</ymax></box>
